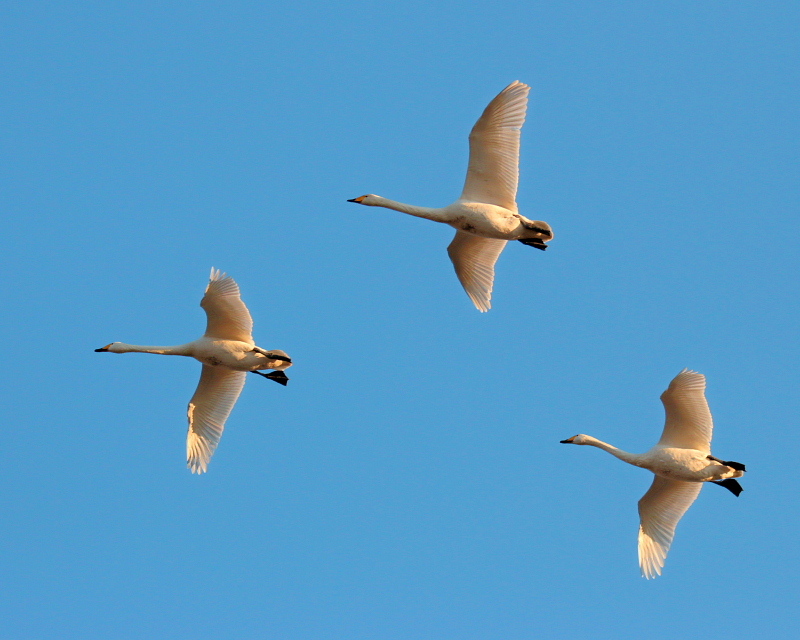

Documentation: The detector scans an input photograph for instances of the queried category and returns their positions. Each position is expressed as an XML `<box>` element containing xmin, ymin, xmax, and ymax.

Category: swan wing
<box><xmin>447</xmin><ymin>231</ymin><xmax>507</xmax><ymax>312</ymax></box>
<box><xmin>201</xmin><ymin>268</ymin><xmax>254</xmax><ymax>342</ymax></box>
<box><xmin>637</xmin><ymin>476</ymin><xmax>702</xmax><ymax>579</ymax></box>
<box><xmin>460</xmin><ymin>80</ymin><xmax>530</xmax><ymax>211</ymax></box>
<box><xmin>186</xmin><ymin>365</ymin><xmax>247</xmax><ymax>474</ymax></box>
<box><xmin>658</xmin><ymin>369</ymin><xmax>713</xmax><ymax>451</ymax></box>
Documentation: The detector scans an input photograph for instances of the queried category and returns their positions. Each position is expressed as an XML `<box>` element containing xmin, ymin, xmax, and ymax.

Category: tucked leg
<box><xmin>707</xmin><ymin>455</ymin><xmax>746</xmax><ymax>472</ymax></box>
<box><xmin>519</xmin><ymin>219</ymin><xmax>552</xmax><ymax>237</ymax></box>
<box><xmin>252</xmin><ymin>347</ymin><xmax>292</xmax><ymax>364</ymax></box>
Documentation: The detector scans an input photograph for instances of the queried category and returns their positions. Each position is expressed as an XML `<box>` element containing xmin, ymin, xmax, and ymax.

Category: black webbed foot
<box><xmin>518</xmin><ymin>238</ymin><xmax>548</xmax><ymax>251</ymax></box>
<box><xmin>710</xmin><ymin>478</ymin><xmax>744</xmax><ymax>497</ymax></box>
<box><xmin>251</xmin><ymin>370</ymin><xmax>289</xmax><ymax>386</ymax></box>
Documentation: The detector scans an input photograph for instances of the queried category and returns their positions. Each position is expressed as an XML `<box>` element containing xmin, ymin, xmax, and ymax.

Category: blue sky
<box><xmin>1</xmin><ymin>1</ymin><xmax>798</xmax><ymax>638</ymax></box>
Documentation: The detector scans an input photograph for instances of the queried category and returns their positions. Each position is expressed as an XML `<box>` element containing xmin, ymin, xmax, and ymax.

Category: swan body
<box><xmin>96</xmin><ymin>268</ymin><xmax>292</xmax><ymax>474</ymax></box>
<box><xmin>348</xmin><ymin>81</ymin><xmax>553</xmax><ymax>312</ymax></box>
<box><xmin>100</xmin><ymin>339</ymin><xmax>290</xmax><ymax>372</ymax></box>
<box><xmin>349</xmin><ymin>196</ymin><xmax>547</xmax><ymax>241</ymax></box>
<box><xmin>560</xmin><ymin>369</ymin><xmax>745</xmax><ymax>579</ymax></box>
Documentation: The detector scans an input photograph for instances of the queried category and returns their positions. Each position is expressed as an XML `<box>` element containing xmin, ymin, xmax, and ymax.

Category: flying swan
<box><xmin>560</xmin><ymin>369</ymin><xmax>745</xmax><ymax>578</ymax></box>
<box><xmin>95</xmin><ymin>268</ymin><xmax>292</xmax><ymax>474</ymax></box>
<box><xmin>348</xmin><ymin>81</ymin><xmax>552</xmax><ymax>312</ymax></box>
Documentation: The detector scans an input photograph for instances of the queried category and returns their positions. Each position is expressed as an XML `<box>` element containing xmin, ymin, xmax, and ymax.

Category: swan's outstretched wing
<box><xmin>447</xmin><ymin>231</ymin><xmax>507</xmax><ymax>312</ymax></box>
<box><xmin>460</xmin><ymin>81</ymin><xmax>530</xmax><ymax>211</ymax></box>
<box><xmin>186</xmin><ymin>365</ymin><xmax>247</xmax><ymax>474</ymax></box>
<box><xmin>637</xmin><ymin>476</ymin><xmax>702</xmax><ymax>579</ymax></box>
<box><xmin>201</xmin><ymin>268</ymin><xmax>254</xmax><ymax>342</ymax></box>
<box><xmin>658</xmin><ymin>369</ymin><xmax>713</xmax><ymax>451</ymax></box>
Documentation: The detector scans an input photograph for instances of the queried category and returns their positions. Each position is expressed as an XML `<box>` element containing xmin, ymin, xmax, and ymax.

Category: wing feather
<box><xmin>201</xmin><ymin>268</ymin><xmax>254</xmax><ymax>342</ymax></box>
<box><xmin>637</xmin><ymin>476</ymin><xmax>702</xmax><ymax>579</ymax></box>
<box><xmin>447</xmin><ymin>231</ymin><xmax>507</xmax><ymax>312</ymax></box>
<box><xmin>460</xmin><ymin>81</ymin><xmax>530</xmax><ymax>210</ymax></box>
<box><xmin>186</xmin><ymin>365</ymin><xmax>247</xmax><ymax>474</ymax></box>
<box><xmin>658</xmin><ymin>369</ymin><xmax>713</xmax><ymax>451</ymax></box>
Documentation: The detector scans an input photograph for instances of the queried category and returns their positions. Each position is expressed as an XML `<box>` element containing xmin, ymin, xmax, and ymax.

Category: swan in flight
<box><xmin>560</xmin><ymin>369</ymin><xmax>745</xmax><ymax>579</ymax></box>
<box><xmin>95</xmin><ymin>268</ymin><xmax>292</xmax><ymax>474</ymax></box>
<box><xmin>348</xmin><ymin>80</ymin><xmax>553</xmax><ymax>312</ymax></box>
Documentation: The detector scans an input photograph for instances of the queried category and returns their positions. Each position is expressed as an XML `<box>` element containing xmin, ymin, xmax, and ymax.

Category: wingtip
<box><xmin>668</xmin><ymin>368</ymin><xmax>706</xmax><ymax>391</ymax></box>
<box><xmin>187</xmin><ymin>452</ymin><xmax>208</xmax><ymax>474</ymax></box>
<box><xmin>504</xmin><ymin>79</ymin><xmax>530</xmax><ymax>94</ymax></box>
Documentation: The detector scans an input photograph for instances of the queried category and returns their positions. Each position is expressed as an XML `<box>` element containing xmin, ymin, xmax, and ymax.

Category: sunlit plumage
<box><xmin>348</xmin><ymin>81</ymin><xmax>553</xmax><ymax>311</ymax></box>
<box><xmin>95</xmin><ymin>268</ymin><xmax>292</xmax><ymax>473</ymax></box>
<box><xmin>560</xmin><ymin>369</ymin><xmax>745</xmax><ymax>578</ymax></box>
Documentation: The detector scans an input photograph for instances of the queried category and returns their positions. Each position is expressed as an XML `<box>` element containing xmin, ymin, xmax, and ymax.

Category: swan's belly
<box><xmin>646</xmin><ymin>447</ymin><xmax>734</xmax><ymax>482</ymax></box>
<box><xmin>191</xmin><ymin>339</ymin><xmax>257</xmax><ymax>370</ymax></box>
<box><xmin>447</xmin><ymin>201</ymin><xmax>520</xmax><ymax>238</ymax></box>
<box><xmin>191</xmin><ymin>339</ymin><xmax>290</xmax><ymax>372</ymax></box>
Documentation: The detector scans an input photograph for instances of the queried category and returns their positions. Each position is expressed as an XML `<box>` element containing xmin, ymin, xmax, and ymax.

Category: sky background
<box><xmin>1</xmin><ymin>1</ymin><xmax>799</xmax><ymax>638</ymax></box>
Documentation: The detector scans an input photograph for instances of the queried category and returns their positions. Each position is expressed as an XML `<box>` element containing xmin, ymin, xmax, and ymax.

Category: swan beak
<box><xmin>95</xmin><ymin>345</ymin><xmax>111</xmax><ymax>352</ymax></box>
<box><xmin>560</xmin><ymin>437</ymin><xmax>575</xmax><ymax>444</ymax></box>
<box><xmin>347</xmin><ymin>196</ymin><xmax>366</xmax><ymax>203</ymax></box>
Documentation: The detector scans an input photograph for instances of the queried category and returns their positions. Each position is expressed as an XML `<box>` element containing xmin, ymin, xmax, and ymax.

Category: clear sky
<box><xmin>1</xmin><ymin>1</ymin><xmax>798</xmax><ymax>638</ymax></box>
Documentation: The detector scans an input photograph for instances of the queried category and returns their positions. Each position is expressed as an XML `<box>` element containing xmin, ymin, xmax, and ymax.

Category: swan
<box><xmin>560</xmin><ymin>369</ymin><xmax>745</xmax><ymax>579</ymax></box>
<box><xmin>348</xmin><ymin>81</ymin><xmax>553</xmax><ymax>312</ymax></box>
<box><xmin>95</xmin><ymin>268</ymin><xmax>292</xmax><ymax>474</ymax></box>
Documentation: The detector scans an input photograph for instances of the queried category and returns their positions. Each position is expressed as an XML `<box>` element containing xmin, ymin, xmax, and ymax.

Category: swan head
<box><xmin>347</xmin><ymin>194</ymin><xmax>380</xmax><ymax>206</ymax></box>
<box><xmin>560</xmin><ymin>434</ymin><xmax>590</xmax><ymax>445</ymax></box>
<box><xmin>95</xmin><ymin>342</ymin><xmax>123</xmax><ymax>353</ymax></box>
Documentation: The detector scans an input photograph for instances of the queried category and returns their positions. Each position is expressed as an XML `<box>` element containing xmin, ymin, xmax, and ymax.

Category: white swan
<box><xmin>95</xmin><ymin>268</ymin><xmax>292</xmax><ymax>474</ymax></box>
<box><xmin>348</xmin><ymin>81</ymin><xmax>552</xmax><ymax>312</ymax></box>
<box><xmin>560</xmin><ymin>369</ymin><xmax>745</xmax><ymax>579</ymax></box>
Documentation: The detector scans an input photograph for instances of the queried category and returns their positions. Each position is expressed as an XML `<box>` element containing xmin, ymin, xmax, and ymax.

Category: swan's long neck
<box><xmin>583</xmin><ymin>436</ymin><xmax>645</xmax><ymax>466</ymax></box>
<box><xmin>370</xmin><ymin>196</ymin><xmax>452</xmax><ymax>223</ymax></box>
<box><xmin>110</xmin><ymin>342</ymin><xmax>194</xmax><ymax>356</ymax></box>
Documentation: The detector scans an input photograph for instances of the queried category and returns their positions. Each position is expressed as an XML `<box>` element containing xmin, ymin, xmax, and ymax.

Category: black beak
<box><xmin>347</xmin><ymin>198</ymin><xmax>359</xmax><ymax>203</ymax></box>
<box><xmin>559</xmin><ymin>439</ymin><xmax>572</xmax><ymax>444</ymax></box>
<box><xmin>95</xmin><ymin>347</ymin><xmax>108</xmax><ymax>352</ymax></box>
